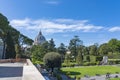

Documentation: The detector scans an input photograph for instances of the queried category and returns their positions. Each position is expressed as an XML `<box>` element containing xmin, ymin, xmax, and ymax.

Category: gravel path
<box><xmin>81</xmin><ymin>74</ymin><xmax>120</xmax><ymax>80</ymax></box>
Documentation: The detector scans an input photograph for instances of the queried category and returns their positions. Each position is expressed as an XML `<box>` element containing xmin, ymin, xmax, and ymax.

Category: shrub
<box><xmin>76</xmin><ymin>76</ymin><xmax>81</xmax><ymax>80</ymax></box>
<box><xmin>83</xmin><ymin>62</ymin><xmax>90</xmax><ymax>66</ymax></box>
<box><xmin>86</xmin><ymin>55</ymin><xmax>90</xmax><ymax>62</ymax></box>
<box><xmin>43</xmin><ymin>52</ymin><xmax>61</xmax><ymax>72</ymax></box>
<box><xmin>90</xmin><ymin>56</ymin><xmax>96</xmax><ymax>62</ymax></box>
<box><xmin>83</xmin><ymin>62</ymin><xmax>97</xmax><ymax>66</ymax></box>
<box><xmin>108</xmin><ymin>59</ymin><xmax>120</xmax><ymax>64</ymax></box>
<box><xmin>96</xmin><ymin>56</ymin><xmax>103</xmax><ymax>61</ymax></box>
<box><xmin>56</xmin><ymin>74</ymin><xmax>62</xmax><ymax>80</ymax></box>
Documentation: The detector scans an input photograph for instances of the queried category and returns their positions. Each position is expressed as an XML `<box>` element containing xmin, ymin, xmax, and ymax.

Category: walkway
<box><xmin>0</xmin><ymin>63</ymin><xmax>24</xmax><ymax>80</ymax></box>
<box><xmin>81</xmin><ymin>74</ymin><xmax>120</xmax><ymax>80</ymax></box>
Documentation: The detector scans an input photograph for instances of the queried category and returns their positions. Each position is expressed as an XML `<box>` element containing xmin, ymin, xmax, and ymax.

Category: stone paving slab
<box><xmin>0</xmin><ymin>63</ymin><xmax>24</xmax><ymax>80</ymax></box>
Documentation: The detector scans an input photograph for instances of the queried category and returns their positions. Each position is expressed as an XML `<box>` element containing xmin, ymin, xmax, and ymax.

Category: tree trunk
<box><xmin>2</xmin><ymin>40</ymin><xmax>5</xmax><ymax>59</ymax></box>
<box><xmin>51</xmin><ymin>67</ymin><xmax>54</xmax><ymax>76</ymax></box>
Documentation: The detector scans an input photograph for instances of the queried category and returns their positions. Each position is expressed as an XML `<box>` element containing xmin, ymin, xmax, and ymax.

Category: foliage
<box><xmin>98</xmin><ymin>43</ymin><xmax>110</xmax><ymax>55</ymax></box>
<box><xmin>0</xmin><ymin>13</ymin><xmax>33</xmax><ymax>59</ymax></box>
<box><xmin>64</xmin><ymin>54</ymin><xmax>71</xmax><ymax>67</ymax></box>
<box><xmin>108</xmin><ymin>38</ymin><xmax>120</xmax><ymax>53</ymax></box>
<box><xmin>96</xmin><ymin>56</ymin><xmax>103</xmax><ymax>61</ymax></box>
<box><xmin>31</xmin><ymin>45</ymin><xmax>46</xmax><ymax>62</ymax></box>
<box><xmin>86</xmin><ymin>55</ymin><xmax>90</xmax><ymax>62</ymax></box>
<box><xmin>90</xmin><ymin>55</ymin><xmax>96</xmax><ymax>62</ymax></box>
<box><xmin>15</xmin><ymin>44</ymin><xmax>21</xmax><ymax>58</ymax></box>
<box><xmin>89</xmin><ymin>44</ymin><xmax>98</xmax><ymax>55</ymax></box>
<box><xmin>43</xmin><ymin>52</ymin><xmax>61</xmax><ymax>72</ymax></box>
<box><xmin>57</xmin><ymin>43</ymin><xmax>66</xmax><ymax>61</ymax></box>
<box><xmin>56</xmin><ymin>74</ymin><xmax>62</xmax><ymax>80</ymax></box>
<box><xmin>68</xmin><ymin>36</ymin><xmax>83</xmax><ymax>58</ymax></box>
<box><xmin>76</xmin><ymin>76</ymin><xmax>81</xmax><ymax>80</ymax></box>
<box><xmin>83</xmin><ymin>62</ymin><xmax>97</xmax><ymax>66</ymax></box>
<box><xmin>76</xmin><ymin>50</ymin><xmax>83</xmax><ymax>65</ymax></box>
<box><xmin>108</xmin><ymin>59</ymin><xmax>120</xmax><ymax>64</ymax></box>
<box><xmin>48</xmin><ymin>38</ymin><xmax>56</xmax><ymax>52</ymax></box>
<box><xmin>5</xmin><ymin>32</ymin><xmax>16</xmax><ymax>59</ymax></box>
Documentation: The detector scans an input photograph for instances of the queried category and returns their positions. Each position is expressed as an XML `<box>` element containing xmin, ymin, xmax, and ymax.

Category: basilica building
<box><xmin>33</xmin><ymin>31</ymin><xmax>46</xmax><ymax>45</ymax></box>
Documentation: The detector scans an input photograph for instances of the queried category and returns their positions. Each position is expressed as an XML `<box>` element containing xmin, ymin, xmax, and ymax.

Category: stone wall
<box><xmin>22</xmin><ymin>59</ymin><xmax>45</xmax><ymax>80</ymax></box>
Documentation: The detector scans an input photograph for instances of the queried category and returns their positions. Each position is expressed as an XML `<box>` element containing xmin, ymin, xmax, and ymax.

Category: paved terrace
<box><xmin>0</xmin><ymin>59</ymin><xmax>45</xmax><ymax>80</ymax></box>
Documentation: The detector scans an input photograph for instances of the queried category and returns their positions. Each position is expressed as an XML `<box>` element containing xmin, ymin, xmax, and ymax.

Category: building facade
<box><xmin>33</xmin><ymin>31</ymin><xmax>46</xmax><ymax>45</ymax></box>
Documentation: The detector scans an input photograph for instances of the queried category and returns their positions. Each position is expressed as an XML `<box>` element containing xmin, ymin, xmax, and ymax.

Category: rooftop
<box><xmin>0</xmin><ymin>59</ymin><xmax>45</xmax><ymax>80</ymax></box>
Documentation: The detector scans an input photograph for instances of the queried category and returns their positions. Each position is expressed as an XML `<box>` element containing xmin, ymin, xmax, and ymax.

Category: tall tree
<box><xmin>108</xmin><ymin>38</ymin><xmax>120</xmax><ymax>53</ymax></box>
<box><xmin>5</xmin><ymin>32</ymin><xmax>16</xmax><ymax>59</ymax></box>
<box><xmin>0</xmin><ymin>13</ymin><xmax>9</xmax><ymax>59</ymax></box>
<box><xmin>76</xmin><ymin>45</ymin><xmax>84</xmax><ymax>64</ymax></box>
<box><xmin>89</xmin><ymin>44</ymin><xmax>98</xmax><ymax>56</ymax></box>
<box><xmin>68</xmin><ymin>36</ymin><xmax>83</xmax><ymax>59</ymax></box>
<box><xmin>98</xmin><ymin>43</ymin><xmax>110</xmax><ymax>55</ymax></box>
<box><xmin>15</xmin><ymin>44</ymin><xmax>21</xmax><ymax>58</ymax></box>
<box><xmin>31</xmin><ymin>45</ymin><xmax>46</xmax><ymax>62</ymax></box>
<box><xmin>64</xmin><ymin>53</ymin><xmax>71</xmax><ymax>66</ymax></box>
<box><xmin>48</xmin><ymin>38</ymin><xmax>56</xmax><ymax>52</ymax></box>
<box><xmin>57</xmin><ymin>43</ymin><xmax>66</xmax><ymax>61</ymax></box>
<box><xmin>0</xmin><ymin>13</ymin><xmax>33</xmax><ymax>58</ymax></box>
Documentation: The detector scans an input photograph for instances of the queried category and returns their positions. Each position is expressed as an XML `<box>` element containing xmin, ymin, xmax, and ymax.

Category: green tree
<box><xmin>89</xmin><ymin>44</ymin><xmax>98</xmax><ymax>55</ymax></box>
<box><xmin>48</xmin><ymin>38</ymin><xmax>56</xmax><ymax>52</ymax></box>
<box><xmin>69</xmin><ymin>36</ymin><xmax>83</xmax><ymax>59</ymax></box>
<box><xmin>108</xmin><ymin>38</ymin><xmax>120</xmax><ymax>53</ymax></box>
<box><xmin>57</xmin><ymin>43</ymin><xmax>66</xmax><ymax>61</ymax></box>
<box><xmin>64</xmin><ymin>53</ymin><xmax>71</xmax><ymax>66</ymax></box>
<box><xmin>31</xmin><ymin>45</ymin><xmax>46</xmax><ymax>62</ymax></box>
<box><xmin>76</xmin><ymin>45</ymin><xmax>84</xmax><ymax>65</ymax></box>
<box><xmin>0</xmin><ymin>13</ymin><xmax>9</xmax><ymax>59</ymax></box>
<box><xmin>19</xmin><ymin>34</ymin><xmax>33</xmax><ymax>46</ymax></box>
<box><xmin>98</xmin><ymin>43</ymin><xmax>110</xmax><ymax>55</ymax></box>
<box><xmin>15</xmin><ymin>44</ymin><xmax>21</xmax><ymax>58</ymax></box>
<box><xmin>43</xmin><ymin>52</ymin><xmax>61</xmax><ymax>73</ymax></box>
<box><xmin>76</xmin><ymin>52</ymin><xmax>83</xmax><ymax>65</ymax></box>
<box><xmin>0</xmin><ymin>13</ymin><xmax>33</xmax><ymax>58</ymax></box>
<box><xmin>5</xmin><ymin>32</ymin><xmax>16</xmax><ymax>59</ymax></box>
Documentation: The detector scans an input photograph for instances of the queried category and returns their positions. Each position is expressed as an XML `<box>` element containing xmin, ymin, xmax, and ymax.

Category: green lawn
<box><xmin>61</xmin><ymin>65</ymin><xmax>120</xmax><ymax>78</ymax></box>
<box><xmin>110</xmin><ymin>78</ymin><xmax>120</xmax><ymax>80</ymax></box>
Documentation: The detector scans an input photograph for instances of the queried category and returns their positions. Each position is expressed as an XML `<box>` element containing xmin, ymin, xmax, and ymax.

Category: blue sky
<box><xmin>0</xmin><ymin>0</ymin><xmax>120</xmax><ymax>46</ymax></box>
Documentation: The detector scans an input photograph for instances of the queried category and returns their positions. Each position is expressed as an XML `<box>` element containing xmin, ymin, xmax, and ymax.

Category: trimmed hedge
<box><xmin>96</xmin><ymin>56</ymin><xmax>103</xmax><ymax>61</ymax></box>
<box><xmin>83</xmin><ymin>62</ymin><xmax>97</xmax><ymax>66</ymax></box>
<box><xmin>108</xmin><ymin>59</ymin><xmax>120</xmax><ymax>64</ymax></box>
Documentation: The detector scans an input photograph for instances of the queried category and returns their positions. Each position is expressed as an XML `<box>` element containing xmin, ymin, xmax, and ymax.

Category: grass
<box><xmin>61</xmin><ymin>65</ymin><xmax>120</xmax><ymax>78</ymax></box>
<box><xmin>110</xmin><ymin>78</ymin><xmax>120</xmax><ymax>80</ymax></box>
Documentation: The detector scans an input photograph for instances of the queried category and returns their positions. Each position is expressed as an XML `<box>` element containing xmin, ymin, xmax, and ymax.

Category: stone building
<box><xmin>33</xmin><ymin>31</ymin><xmax>46</xmax><ymax>45</ymax></box>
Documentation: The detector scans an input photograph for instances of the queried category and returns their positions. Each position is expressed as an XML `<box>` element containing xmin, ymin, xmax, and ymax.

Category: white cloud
<box><xmin>109</xmin><ymin>27</ymin><xmax>120</xmax><ymax>32</ymax></box>
<box><xmin>10</xmin><ymin>18</ymin><xmax>104</xmax><ymax>34</ymax></box>
<box><xmin>46</xmin><ymin>1</ymin><xmax>59</xmax><ymax>5</ymax></box>
<box><xmin>44</xmin><ymin>0</ymin><xmax>60</xmax><ymax>5</ymax></box>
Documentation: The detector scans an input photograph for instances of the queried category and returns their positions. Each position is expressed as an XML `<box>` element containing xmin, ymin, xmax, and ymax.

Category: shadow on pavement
<box><xmin>0</xmin><ymin>66</ymin><xmax>23</xmax><ymax>78</ymax></box>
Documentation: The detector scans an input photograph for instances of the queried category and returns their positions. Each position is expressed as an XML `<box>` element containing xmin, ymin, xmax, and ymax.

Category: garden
<box><xmin>61</xmin><ymin>65</ymin><xmax>120</xmax><ymax>78</ymax></box>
